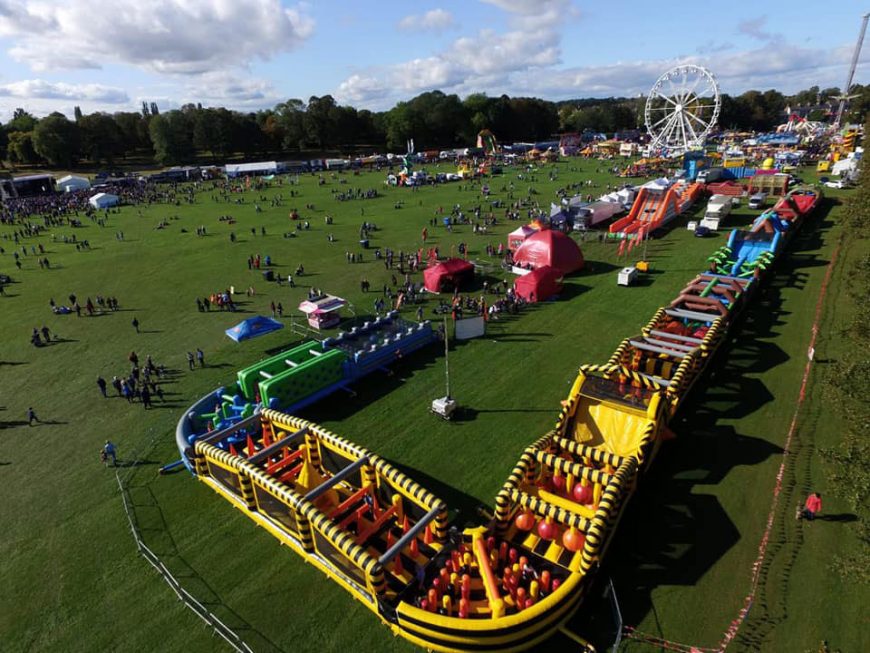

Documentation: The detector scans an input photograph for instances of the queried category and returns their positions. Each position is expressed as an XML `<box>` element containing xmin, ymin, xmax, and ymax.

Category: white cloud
<box><xmin>0</xmin><ymin>0</ymin><xmax>314</xmax><ymax>75</ymax></box>
<box><xmin>0</xmin><ymin>79</ymin><xmax>128</xmax><ymax>102</ymax></box>
<box><xmin>737</xmin><ymin>15</ymin><xmax>782</xmax><ymax>44</ymax></box>
<box><xmin>185</xmin><ymin>72</ymin><xmax>280</xmax><ymax>107</ymax></box>
<box><xmin>335</xmin><ymin>74</ymin><xmax>387</xmax><ymax>105</ymax></box>
<box><xmin>336</xmin><ymin>0</ymin><xmax>572</xmax><ymax>106</ymax></box>
<box><xmin>397</xmin><ymin>9</ymin><xmax>456</xmax><ymax>33</ymax></box>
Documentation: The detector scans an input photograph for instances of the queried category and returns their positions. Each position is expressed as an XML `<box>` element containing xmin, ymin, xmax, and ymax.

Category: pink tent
<box><xmin>512</xmin><ymin>230</ymin><xmax>584</xmax><ymax>274</ymax></box>
<box><xmin>507</xmin><ymin>224</ymin><xmax>539</xmax><ymax>251</ymax></box>
<box><xmin>514</xmin><ymin>266</ymin><xmax>563</xmax><ymax>302</ymax></box>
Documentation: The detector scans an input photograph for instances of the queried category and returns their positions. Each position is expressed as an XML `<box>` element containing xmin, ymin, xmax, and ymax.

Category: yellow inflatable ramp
<box><xmin>571</xmin><ymin>396</ymin><xmax>652</xmax><ymax>458</ymax></box>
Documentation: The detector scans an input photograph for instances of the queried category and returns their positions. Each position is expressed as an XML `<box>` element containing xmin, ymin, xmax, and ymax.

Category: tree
<box><xmin>0</xmin><ymin>123</ymin><xmax>7</xmax><ymax>162</ymax></box>
<box><xmin>193</xmin><ymin>108</ymin><xmax>234</xmax><ymax>158</ymax></box>
<box><xmin>304</xmin><ymin>95</ymin><xmax>337</xmax><ymax>148</ymax></box>
<box><xmin>32</xmin><ymin>113</ymin><xmax>80</xmax><ymax>167</ymax></box>
<box><xmin>78</xmin><ymin>113</ymin><xmax>124</xmax><ymax>164</ymax></box>
<box><xmin>74</xmin><ymin>106</ymin><xmax>83</xmax><ymax>122</ymax></box>
<box><xmin>113</xmin><ymin>111</ymin><xmax>151</xmax><ymax>153</ymax></box>
<box><xmin>273</xmin><ymin>99</ymin><xmax>306</xmax><ymax>151</ymax></box>
<box><xmin>6</xmin><ymin>108</ymin><xmax>38</xmax><ymax>134</ymax></box>
<box><xmin>149</xmin><ymin>111</ymin><xmax>194</xmax><ymax>165</ymax></box>
<box><xmin>7</xmin><ymin>131</ymin><xmax>40</xmax><ymax>164</ymax></box>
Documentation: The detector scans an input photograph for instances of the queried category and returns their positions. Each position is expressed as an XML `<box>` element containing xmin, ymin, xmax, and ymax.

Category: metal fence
<box><xmin>115</xmin><ymin>459</ymin><xmax>254</xmax><ymax>653</ymax></box>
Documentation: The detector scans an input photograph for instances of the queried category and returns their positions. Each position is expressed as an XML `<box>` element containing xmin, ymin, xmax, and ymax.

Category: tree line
<box><xmin>1</xmin><ymin>84</ymin><xmax>868</xmax><ymax>169</ymax></box>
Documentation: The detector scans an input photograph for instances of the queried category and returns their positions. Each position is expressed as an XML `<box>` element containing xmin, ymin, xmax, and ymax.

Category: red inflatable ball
<box><xmin>562</xmin><ymin>527</ymin><xmax>586</xmax><ymax>552</ymax></box>
<box><xmin>515</xmin><ymin>510</ymin><xmax>536</xmax><ymax>531</ymax></box>
<box><xmin>572</xmin><ymin>483</ymin><xmax>594</xmax><ymax>505</ymax></box>
<box><xmin>551</xmin><ymin>472</ymin><xmax>567</xmax><ymax>493</ymax></box>
<box><xmin>537</xmin><ymin>517</ymin><xmax>557</xmax><ymax>541</ymax></box>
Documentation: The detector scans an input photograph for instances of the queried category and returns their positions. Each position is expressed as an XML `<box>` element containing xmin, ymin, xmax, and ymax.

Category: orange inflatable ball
<box><xmin>515</xmin><ymin>510</ymin><xmax>536</xmax><ymax>531</ymax></box>
<box><xmin>573</xmin><ymin>483</ymin><xmax>594</xmax><ymax>504</ymax></box>
<box><xmin>537</xmin><ymin>517</ymin><xmax>557</xmax><ymax>540</ymax></box>
<box><xmin>562</xmin><ymin>527</ymin><xmax>586</xmax><ymax>552</ymax></box>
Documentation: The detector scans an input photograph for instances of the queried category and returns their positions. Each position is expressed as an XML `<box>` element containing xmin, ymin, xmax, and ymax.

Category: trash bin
<box><xmin>263</xmin><ymin>270</ymin><xmax>274</xmax><ymax>281</ymax></box>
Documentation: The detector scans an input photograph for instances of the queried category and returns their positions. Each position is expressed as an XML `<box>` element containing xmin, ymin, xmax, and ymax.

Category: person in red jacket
<box><xmin>799</xmin><ymin>492</ymin><xmax>822</xmax><ymax>521</ymax></box>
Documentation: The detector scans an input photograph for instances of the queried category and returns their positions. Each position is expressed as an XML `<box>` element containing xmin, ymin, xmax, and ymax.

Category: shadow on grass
<box><xmin>115</xmin><ymin>459</ymin><xmax>159</xmax><ymax>468</ymax></box>
<box><xmin>122</xmin><ymin>481</ymin><xmax>289</xmax><ymax>653</ymax></box>
<box><xmin>301</xmin><ymin>344</ymin><xmax>443</xmax><ymax>424</ymax></box>
<box><xmin>581</xmin><ymin>209</ymin><xmax>838</xmax><ymax>641</ymax></box>
<box><xmin>814</xmin><ymin>513</ymin><xmax>858</xmax><ymax>523</ymax></box>
<box><xmin>0</xmin><ymin>420</ymin><xmax>29</xmax><ymax>429</ymax></box>
<box><xmin>384</xmin><ymin>459</ymin><xmax>490</xmax><ymax>530</ymax></box>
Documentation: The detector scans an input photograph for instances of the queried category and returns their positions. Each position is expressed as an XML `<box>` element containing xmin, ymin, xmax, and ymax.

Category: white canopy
<box><xmin>89</xmin><ymin>192</ymin><xmax>119</xmax><ymax>209</ymax></box>
<box><xmin>57</xmin><ymin>175</ymin><xmax>90</xmax><ymax>192</ymax></box>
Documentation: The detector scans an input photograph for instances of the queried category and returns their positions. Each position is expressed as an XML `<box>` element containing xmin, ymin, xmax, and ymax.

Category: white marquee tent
<box><xmin>89</xmin><ymin>192</ymin><xmax>119</xmax><ymax>209</ymax></box>
<box><xmin>57</xmin><ymin>175</ymin><xmax>91</xmax><ymax>193</ymax></box>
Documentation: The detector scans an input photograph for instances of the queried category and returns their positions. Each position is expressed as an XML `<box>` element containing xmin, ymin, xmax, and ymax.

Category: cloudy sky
<box><xmin>0</xmin><ymin>0</ymin><xmax>865</xmax><ymax>120</ymax></box>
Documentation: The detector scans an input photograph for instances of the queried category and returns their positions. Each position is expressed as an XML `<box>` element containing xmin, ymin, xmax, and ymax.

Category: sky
<box><xmin>0</xmin><ymin>0</ymin><xmax>866</xmax><ymax>121</ymax></box>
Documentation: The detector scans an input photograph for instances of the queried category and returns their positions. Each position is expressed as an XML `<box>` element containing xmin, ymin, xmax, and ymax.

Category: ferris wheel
<box><xmin>645</xmin><ymin>65</ymin><xmax>720</xmax><ymax>153</ymax></box>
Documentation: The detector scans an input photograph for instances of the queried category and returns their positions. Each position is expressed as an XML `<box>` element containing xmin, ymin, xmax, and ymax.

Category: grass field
<box><xmin>0</xmin><ymin>160</ymin><xmax>866</xmax><ymax>653</ymax></box>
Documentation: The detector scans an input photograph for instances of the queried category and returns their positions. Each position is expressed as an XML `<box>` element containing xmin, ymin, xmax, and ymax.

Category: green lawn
<box><xmin>0</xmin><ymin>160</ymin><xmax>864</xmax><ymax>653</ymax></box>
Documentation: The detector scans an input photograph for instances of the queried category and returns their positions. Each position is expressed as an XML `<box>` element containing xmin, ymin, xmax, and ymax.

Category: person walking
<box><xmin>97</xmin><ymin>376</ymin><xmax>108</xmax><ymax>398</ymax></box>
<box><xmin>132</xmin><ymin>316</ymin><xmax>140</xmax><ymax>333</ymax></box>
<box><xmin>111</xmin><ymin>375</ymin><xmax>122</xmax><ymax>396</ymax></box>
<box><xmin>186</xmin><ymin>351</ymin><xmax>195</xmax><ymax>370</ymax></box>
<box><xmin>102</xmin><ymin>441</ymin><xmax>117</xmax><ymax>466</ymax></box>
<box><xmin>799</xmin><ymin>492</ymin><xmax>823</xmax><ymax>521</ymax></box>
<box><xmin>27</xmin><ymin>407</ymin><xmax>39</xmax><ymax>426</ymax></box>
<box><xmin>196</xmin><ymin>348</ymin><xmax>205</xmax><ymax>368</ymax></box>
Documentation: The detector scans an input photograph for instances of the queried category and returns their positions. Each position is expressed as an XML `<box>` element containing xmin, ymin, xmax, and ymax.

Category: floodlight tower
<box><xmin>833</xmin><ymin>12</ymin><xmax>870</xmax><ymax>129</ymax></box>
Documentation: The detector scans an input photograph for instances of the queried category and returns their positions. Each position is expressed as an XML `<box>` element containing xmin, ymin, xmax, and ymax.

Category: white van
<box><xmin>748</xmin><ymin>193</ymin><xmax>767</xmax><ymax>209</ymax></box>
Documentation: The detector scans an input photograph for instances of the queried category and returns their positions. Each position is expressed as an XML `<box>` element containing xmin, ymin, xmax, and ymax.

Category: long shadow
<box><xmin>578</xmin><ymin>209</ymin><xmax>834</xmax><ymax>640</ymax></box>
<box><xmin>578</xmin><ymin>260</ymin><xmax>621</xmax><ymax>277</ymax></box>
<box><xmin>115</xmin><ymin>459</ymin><xmax>159</xmax><ymax>468</ymax></box>
<box><xmin>814</xmin><ymin>513</ymin><xmax>858</xmax><ymax>523</ymax></box>
<box><xmin>301</xmin><ymin>344</ymin><xmax>443</xmax><ymax>424</ymax></box>
<box><xmin>123</xmin><ymin>480</ymin><xmax>288</xmax><ymax>653</ymax></box>
<box><xmin>383</xmin><ymin>459</ymin><xmax>490</xmax><ymax>529</ymax></box>
<box><xmin>0</xmin><ymin>420</ymin><xmax>29</xmax><ymax>429</ymax></box>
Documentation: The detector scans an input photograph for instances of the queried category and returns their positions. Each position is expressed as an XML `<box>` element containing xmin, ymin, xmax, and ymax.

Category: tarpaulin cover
<box><xmin>225</xmin><ymin>315</ymin><xmax>284</xmax><ymax>342</ymax></box>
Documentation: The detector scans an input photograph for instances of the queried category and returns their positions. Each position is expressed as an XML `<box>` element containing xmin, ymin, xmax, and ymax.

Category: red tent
<box><xmin>512</xmin><ymin>230</ymin><xmax>584</xmax><ymax>274</ymax></box>
<box><xmin>423</xmin><ymin>258</ymin><xmax>475</xmax><ymax>293</ymax></box>
<box><xmin>514</xmin><ymin>266</ymin><xmax>563</xmax><ymax>302</ymax></box>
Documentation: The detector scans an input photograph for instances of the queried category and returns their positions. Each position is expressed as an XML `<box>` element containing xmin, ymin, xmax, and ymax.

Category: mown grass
<box><xmin>0</xmin><ymin>160</ymin><xmax>863</xmax><ymax>652</ymax></box>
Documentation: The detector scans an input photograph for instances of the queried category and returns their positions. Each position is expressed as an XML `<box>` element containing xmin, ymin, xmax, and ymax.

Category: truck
<box><xmin>573</xmin><ymin>200</ymin><xmax>625</xmax><ymax>230</ymax></box>
<box><xmin>696</xmin><ymin>167</ymin><xmax>728</xmax><ymax>184</ymax></box>
<box><xmin>700</xmin><ymin>194</ymin><xmax>732</xmax><ymax>230</ymax></box>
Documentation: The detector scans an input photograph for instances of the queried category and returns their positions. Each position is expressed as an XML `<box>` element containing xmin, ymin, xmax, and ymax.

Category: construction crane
<box><xmin>834</xmin><ymin>12</ymin><xmax>870</xmax><ymax>129</ymax></box>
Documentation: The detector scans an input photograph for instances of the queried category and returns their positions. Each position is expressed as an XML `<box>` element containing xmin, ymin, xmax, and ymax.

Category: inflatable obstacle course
<box><xmin>179</xmin><ymin>187</ymin><xmax>822</xmax><ymax>651</ymax></box>
<box><xmin>174</xmin><ymin>313</ymin><xmax>437</xmax><ymax>471</ymax></box>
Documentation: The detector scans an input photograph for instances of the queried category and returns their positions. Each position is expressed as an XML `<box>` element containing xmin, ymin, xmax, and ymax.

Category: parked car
<box><xmin>824</xmin><ymin>179</ymin><xmax>852</xmax><ymax>189</ymax></box>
